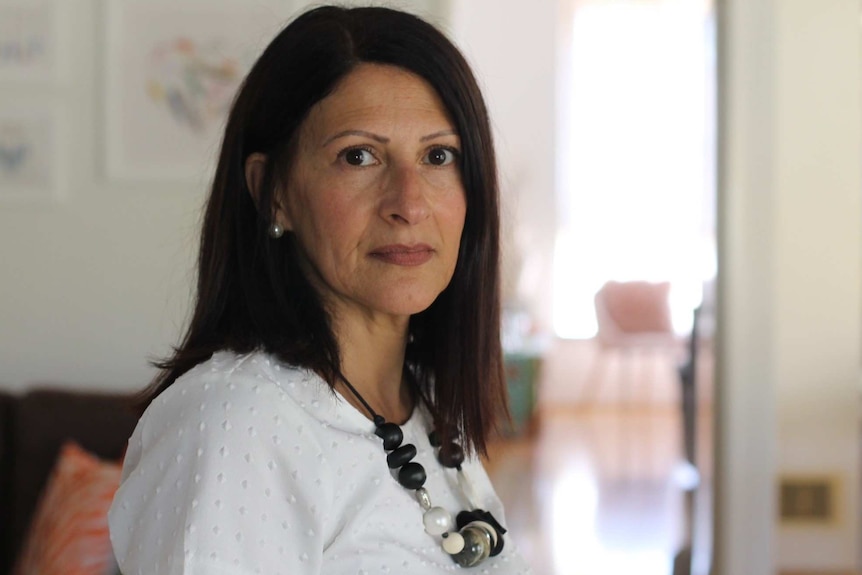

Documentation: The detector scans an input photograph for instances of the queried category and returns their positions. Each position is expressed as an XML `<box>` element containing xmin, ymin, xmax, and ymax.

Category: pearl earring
<box><xmin>268</xmin><ymin>223</ymin><xmax>284</xmax><ymax>239</ymax></box>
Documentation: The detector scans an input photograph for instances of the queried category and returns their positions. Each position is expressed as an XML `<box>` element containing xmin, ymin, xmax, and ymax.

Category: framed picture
<box><xmin>0</xmin><ymin>0</ymin><xmax>59</xmax><ymax>82</ymax></box>
<box><xmin>104</xmin><ymin>1</ymin><xmax>292</xmax><ymax>181</ymax></box>
<box><xmin>0</xmin><ymin>104</ymin><xmax>60</xmax><ymax>202</ymax></box>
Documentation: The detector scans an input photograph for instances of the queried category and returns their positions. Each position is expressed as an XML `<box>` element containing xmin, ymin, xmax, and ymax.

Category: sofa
<box><xmin>0</xmin><ymin>388</ymin><xmax>139</xmax><ymax>575</ymax></box>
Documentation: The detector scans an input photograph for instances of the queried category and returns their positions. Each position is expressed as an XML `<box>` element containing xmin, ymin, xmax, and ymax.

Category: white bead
<box><xmin>422</xmin><ymin>506</ymin><xmax>453</xmax><ymax>535</ymax></box>
<box><xmin>415</xmin><ymin>487</ymin><xmax>432</xmax><ymax>510</ymax></box>
<box><xmin>442</xmin><ymin>531</ymin><xmax>465</xmax><ymax>554</ymax></box>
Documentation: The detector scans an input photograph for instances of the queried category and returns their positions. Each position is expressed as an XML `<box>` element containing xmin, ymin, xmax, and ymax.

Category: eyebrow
<box><xmin>420</xmin><ymin>129</ymin><xmax>458</xmax><ymax>142</ymax></box>
<box><xmin>322</xmin><ymin>130</ymin><xmax>389</xmax><ymax>147</ymax></box>
<box><xmin>321</xmin><ymin>128</ymin><xmax>459</xmax><ymax>147</ymax></box>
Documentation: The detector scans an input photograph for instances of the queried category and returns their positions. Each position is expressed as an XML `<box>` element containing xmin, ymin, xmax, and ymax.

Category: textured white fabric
<box><xmin>109</xmin><ymin>351</ymin><xmax>532</xmax><ymax>575</ymax></box>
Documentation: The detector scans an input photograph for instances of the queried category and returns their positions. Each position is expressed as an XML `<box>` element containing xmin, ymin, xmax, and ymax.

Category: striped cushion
<box><xmin>13</xmin><ymin>441</ymin><xmax>122</xmax><ymax>575</ymax></box>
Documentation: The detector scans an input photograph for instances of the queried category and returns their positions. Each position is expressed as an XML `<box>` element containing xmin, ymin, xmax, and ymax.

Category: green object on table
<box><xmin>503</xmin><ymin>353</ymin><xmax>540</xmax><ymax>436</ymax></box>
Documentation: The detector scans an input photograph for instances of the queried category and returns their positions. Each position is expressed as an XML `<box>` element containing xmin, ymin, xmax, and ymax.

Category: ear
<box><xmin>244</xmin><ymin>152</ymin><xmax>293</xmax><ymax>231</ymax></box>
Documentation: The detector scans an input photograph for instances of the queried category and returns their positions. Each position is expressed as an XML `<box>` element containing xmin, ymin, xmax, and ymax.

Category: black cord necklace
<box><xmin>336</xmin><ymin>370</ymin><xmax>507</xmax><ymax>568</ymax></box>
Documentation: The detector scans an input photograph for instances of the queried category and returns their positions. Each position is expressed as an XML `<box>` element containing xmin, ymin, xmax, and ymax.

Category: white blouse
<box><xmin>109</xmin><ymin>351</ymin><xmax>532</xmax><ymax>575</ymax></box>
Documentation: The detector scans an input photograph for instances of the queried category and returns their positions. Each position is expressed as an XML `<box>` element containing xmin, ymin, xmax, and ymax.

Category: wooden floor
<box><xmin>486</xmin><ymin>338</ymin><xmax>714</xmax><ymax>575</ymax></box>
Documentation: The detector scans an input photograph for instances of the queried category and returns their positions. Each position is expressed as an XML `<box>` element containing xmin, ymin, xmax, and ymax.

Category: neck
<box><xmin>332</xmin><ymin>312</ymin><xmax>413</xmax><ymax>424</ymax></box>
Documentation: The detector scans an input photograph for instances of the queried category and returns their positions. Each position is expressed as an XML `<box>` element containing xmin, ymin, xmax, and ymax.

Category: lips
<box><xmin>369</xmin><ymin>244</ymin><xmax>434</xmax><ymax>266</ymax></box>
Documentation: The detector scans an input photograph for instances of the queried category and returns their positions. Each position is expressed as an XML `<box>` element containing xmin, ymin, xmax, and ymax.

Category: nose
<box><xmin>380</xmin><ymin>164</ymin><xmax>431</xmax><ymax>225</ymax></box>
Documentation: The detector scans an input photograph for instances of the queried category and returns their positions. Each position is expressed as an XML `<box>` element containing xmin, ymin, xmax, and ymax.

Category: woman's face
<box><xmin>278</xmin><ymin>63</ymin><xmax>467</xmax><ymax>324</ymax></box>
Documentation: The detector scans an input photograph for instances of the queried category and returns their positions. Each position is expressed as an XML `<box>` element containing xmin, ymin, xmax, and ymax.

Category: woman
<box><xmin>109</xmin><ymin>5</ymin><xmax>531</xmax><ymax>574</ymax></box>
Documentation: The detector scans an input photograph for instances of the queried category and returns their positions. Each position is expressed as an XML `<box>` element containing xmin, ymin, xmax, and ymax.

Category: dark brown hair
<box><xmin>147</xmin><ymin>5</ymin><xmax>507</xmax><ymax>455</ymax></box>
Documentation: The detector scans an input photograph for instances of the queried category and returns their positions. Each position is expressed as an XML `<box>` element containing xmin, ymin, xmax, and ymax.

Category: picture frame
<box><xmin>0</xmin><ymin>0</ymin><xmax>60</xmax><ymax>83</ymax></box>
<box><xmin>0</xmin><ymin>103</ymin><xmax>61</xmax><ymax>203</ymax></box>
<box><xmin>103</xmin><ymin>0</ymin><xmax>452</xmax><ymax>183</ymax></box>
<box><xmin>104</xmin><ymin>1</ymin><xmax>293</xmax><ymax>182</ymax></box>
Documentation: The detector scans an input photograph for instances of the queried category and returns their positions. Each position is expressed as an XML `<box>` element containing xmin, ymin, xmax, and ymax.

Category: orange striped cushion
<box><xmin>13</xmin><ymin>441</ymin><xmax>122</xmax><ymax>575</ymax></box>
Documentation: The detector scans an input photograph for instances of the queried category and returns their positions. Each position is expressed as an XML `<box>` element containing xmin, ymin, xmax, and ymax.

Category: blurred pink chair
<box><xmin>594</xmin><ymin>280</ymin><xmax>677</xmax><ymax>349</ymax></box>
<box><xmin>589</xmin><ymin>280</ymin><xmax>683</xmax><ymax>403</ymax></box>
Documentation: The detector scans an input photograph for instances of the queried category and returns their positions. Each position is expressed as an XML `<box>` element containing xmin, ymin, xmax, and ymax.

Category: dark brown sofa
<box><xmin>0</xmin><ymin>389</ymin><xmax>139</xmax><ymax>574</ymax></box>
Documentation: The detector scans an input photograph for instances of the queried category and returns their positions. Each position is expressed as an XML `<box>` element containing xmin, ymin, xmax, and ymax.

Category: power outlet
<box><xmin>779</xmin><ymin>475</ymin><xmax>839</xmax><ymax>524</ymax></box>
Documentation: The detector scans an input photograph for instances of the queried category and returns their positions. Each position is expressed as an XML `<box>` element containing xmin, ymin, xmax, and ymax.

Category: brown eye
<box><xmin>343</xmin><ymin>148</ymin><xmax>375</xmax><ymax>166</ymax></box>
<box><xmin>425</xmin><ymin>147</ymin><xmax>457</xmax><ymax>166</ymax></box>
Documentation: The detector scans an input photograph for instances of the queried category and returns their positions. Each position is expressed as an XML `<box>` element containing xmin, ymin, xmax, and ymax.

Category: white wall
<box><xmin>448</xmin><ymin>0</ymin><xmax>560</xmax><ymax>331</ymax></box>
<box><xmin>717</xmin><ymin>0</ymin><xmax>861</xmax><ymax>572</ymax></box>
<box><xmin>772</xmin><ymin>0</ymin><xmax>861</xmax><ymax>569</ymax></box>
<box><xmin>0</xmin><ymin>3</ymin><xmax>201</xmax><ymax>392</ymax></box>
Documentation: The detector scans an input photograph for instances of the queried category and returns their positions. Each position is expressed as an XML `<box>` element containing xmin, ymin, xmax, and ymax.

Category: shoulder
<box><xmin>120</xmin><ymin>349</ymin><xmax>375</xmax><ymax>496</ymax></box>
<box><xmin>161</xmin><ymin>350</ymin><xmax>370</xmax><ymax>432</ymax></box>
<box><xmin>139</xmin><ymin>351</ymin><xmax>325</xmax><ymax>436</ymax></box>
<box><xmin>121</xmin><ymin>350</ymin><xmax>346</xmax><ymax>490</ymax></box>
<box><xmin>110</xmin><ymin>351</ymin><xmax>338</xmax><ymax>573</ymax></box>
<box><xmin>165</xmin><ymin>349</ymin><xmax>316</xmax><ymax>406</ymax></box>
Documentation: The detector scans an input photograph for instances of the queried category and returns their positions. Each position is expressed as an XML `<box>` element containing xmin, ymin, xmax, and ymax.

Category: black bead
<box><xmin>437</xmin><ymin>442</ymin><xmax>465</xmax><ymax>468</ymax></box>
<box><xmin>386</xmin><ymin>443</ymin><xmax>417</xmax><ymax>469</ymax></box>
<box><xmin>428</xmin><ymin>430</ymin><xmax>441</xmax><ymax>447</ymax></box>
<box><xmin>490</xmin><ymin>530</ymin><xmax>505</xmax><ymax>557</ymax></box>
<box><xmin>456</xmin><ymin>510</ymin><xmax>477</xmax><ymax>529</ymax></box>
<box><xmin>480</xmin><ymin>510</ymin><xmax>507</xmax><ymax>535</ymax></box>
<box><xmin>397</xmin><ymin>461</ymin><xmax>427</xmax><ymax>489</ymax></box>
<box><xmin>375</xmin><ymin>423</ymin><xmax>403</xmax><ymax>451</ymax></box>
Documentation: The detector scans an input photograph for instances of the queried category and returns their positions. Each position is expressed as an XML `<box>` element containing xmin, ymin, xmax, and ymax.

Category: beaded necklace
<box><xmin>336</xmin><ymin>371</ymin><xmax>506</xmax><ymax>568</ymax></box>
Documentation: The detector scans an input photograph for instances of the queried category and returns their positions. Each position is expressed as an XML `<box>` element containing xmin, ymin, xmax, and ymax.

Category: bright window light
<box><xmin>554</xmin><ymin>1</ymin><xmax>716</xmax><ymax>339</ymax></box>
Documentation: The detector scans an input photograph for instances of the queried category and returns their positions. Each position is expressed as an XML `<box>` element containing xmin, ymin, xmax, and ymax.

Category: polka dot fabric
<box><xmin>109</xmin><ymin>351</ymin><xmax>532</xmax><ymax>574</ymax></box>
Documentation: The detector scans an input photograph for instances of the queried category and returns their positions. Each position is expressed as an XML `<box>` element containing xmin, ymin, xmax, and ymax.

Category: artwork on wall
<box><xmin>103</xmin><ymin>0</ymin><xmax>452</xmax><ymax>182</ymax></box>
<box><xmin>0</xmin><ymin>106</ymin><xmax>59</xmax><ymax>202</ymax></box>
<box><xmin>104</xmin><ymin>1</ymin><xmax>291</xmax><ymax>181</ymax></box>
<box><xmin>0</xmin><ymin>1</ymin><xmax>58</xmax><ymax>82</ymax></box>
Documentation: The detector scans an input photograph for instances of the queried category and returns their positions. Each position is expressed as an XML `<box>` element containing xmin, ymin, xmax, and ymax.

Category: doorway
<box><xmin>487</xmin><ymin>1</ymin><xmax>717</xmax><ymax>574</ymax></box>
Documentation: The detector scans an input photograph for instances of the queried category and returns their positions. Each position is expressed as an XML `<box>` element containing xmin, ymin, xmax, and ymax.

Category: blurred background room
<box><xmin>0</xmin><ymin>1</ymin><xmax>860</xmax><ymax>575</ymax></box>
